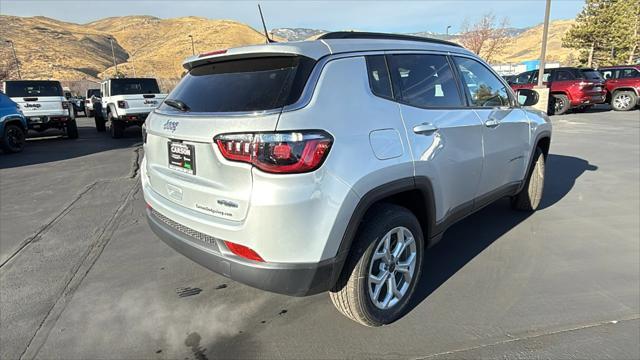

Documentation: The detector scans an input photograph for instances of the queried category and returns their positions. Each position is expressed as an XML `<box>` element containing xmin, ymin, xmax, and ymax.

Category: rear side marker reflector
<box><xmin>223</xmin><ymin>241</ymin><xmax>264</xmax><ymax>262</ymax></box>
<box><xmin>215</xmin><ymin>131</ymin><xmax>333</xmax><ymax>174</ymax></box>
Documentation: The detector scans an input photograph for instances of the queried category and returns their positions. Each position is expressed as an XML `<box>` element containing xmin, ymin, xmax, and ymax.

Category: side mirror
<box><xmin>517</xmin><ymin>89</ymin><xmax>539</xmax><ymax>106</ymax></box>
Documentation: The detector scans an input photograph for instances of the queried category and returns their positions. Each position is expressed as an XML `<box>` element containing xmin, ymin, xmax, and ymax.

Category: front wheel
<box><xmin>512</xmin><ymin>147</ymin><xmax>545</xmax><ymax>211</ymax></box>
<box><xmin>611</xmin><ymin>91</ymin><xmax>637</xmax><ymax>111</ymax></box>
<box><xmin>1</xmin><ymin>124</ymin><xmax>26</xmax><ymax>153</ymax></box>
<box><xmin>330</xmin><ymin>203</ymin><xmax>424</xmax><ymax>327</ymax></box>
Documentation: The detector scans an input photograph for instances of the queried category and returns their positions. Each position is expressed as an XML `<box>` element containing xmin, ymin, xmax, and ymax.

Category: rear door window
<box><xmin>620</xmin><ymin>68</ymin><xmax>640</xmax><ymax>78</ymax></box>
<box><xmin>110</xmin><ymin>78</ymin><xmax>160</xmax><ymax>95</ymax></box>
<box><xmin>555</xmin><ymin>70</ymin><xmax>575</xmax><ymax>81</ymax></box>
<box><xmin>161</xmin><ymin>56</ymin><xmax>315</xmax><ymax>113</ymax></box>
<box><xmin>512</xmin><ymin>72</ymin><xmax>533</xmax><ymax>84</ymax></box>
<box><xmin>578</xmin><ymin>70</ymin><xmax>604</xmax><ymax>81</ymax></box>
<box><xmin>453</xmin><ymin>57</ymin><xmax>510</xmax><ymax>107</ymax></box>
<box><xmin>5</xmin><ymin>81</ymin><xmax>63</xmax><ymax>97</ymax></box>
<box><xmin>386</xmin><ymin>54</ymin><xmax>463</xmax><ymax>108</ymax></box>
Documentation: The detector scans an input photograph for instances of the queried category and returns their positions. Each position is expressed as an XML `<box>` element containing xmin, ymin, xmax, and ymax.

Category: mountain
<box><xmin>0</xmin><ymin>15</ymin><xmax>128</xmax><ymax>80</ymax></box>
<box><xmin>271</xmin><ymin>28</ymin><xmax>329</xmax><ymax>41</ymax></box>
<box><xmin>0</xmin><ymin>15</ymin><xmax>579</xmax><ymax>84</ymax></box>
<box><xmin>85</xmin><ymin>16</ymin><xmax>268</xmax><ymax>79</ymax></box>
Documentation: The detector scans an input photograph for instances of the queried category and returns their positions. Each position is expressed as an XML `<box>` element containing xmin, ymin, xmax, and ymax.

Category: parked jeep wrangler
<box><xmin>3</xmin><ymin>80</ymin><xmax>78</xmax><ymax>139</ymax></box>
<box><xmin>96</xmin><ymin>78</ymin><xmax>166</xmax><ymax>138</ymax></box>
<box><xmin>143</xmin><ymin>32</ymin><xmax>551</xmax><ymax>326</ymax></box>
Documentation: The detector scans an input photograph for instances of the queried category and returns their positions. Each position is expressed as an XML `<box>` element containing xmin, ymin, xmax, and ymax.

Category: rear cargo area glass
<box><xmin>110</xmin><ymin>78</ymin><xmax>160</xmax><ymax>95</ymax></box>
<box><xmin>5</xmin><ymin>81</ymin><xmax>63</xmax><ymax>97</ymax></box>
<box><xmin>160</xmin><ymin>56</ymin><xmax>315</xmax><ymax>113</ymax></box>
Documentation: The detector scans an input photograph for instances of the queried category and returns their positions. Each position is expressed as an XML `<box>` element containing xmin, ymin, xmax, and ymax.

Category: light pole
<box><xmin>537</xmin><ymin>0</ymin><xmax>551</xmax><ymax>87</ymax></box>
<box><xmin>5</xmin><ymin>40</ymin><xmax>21</xmax><ymax>79</ymax></box>
<box><xmin>188</xmin><ymin>35</ymin><xmax>195</xmax><ymax>55</ymax></box>
<box><xmin>108</xmin><ymin>37</ymin><xmax>118</xmax><ymax>76</ymax></box>
<box><xmin>446</xmin><ymin>25</ymin><xmax>452</xmax><ymax>36</ymax></box>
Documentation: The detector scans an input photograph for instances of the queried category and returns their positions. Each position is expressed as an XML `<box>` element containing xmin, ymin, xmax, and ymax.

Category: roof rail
<box><xmin>318</xmin><ymin>31</ymin><xmax>463</xmax><ymax>48</ymax></box>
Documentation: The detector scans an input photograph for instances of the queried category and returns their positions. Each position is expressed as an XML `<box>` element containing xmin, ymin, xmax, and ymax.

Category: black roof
<box><xmin>318</xmin><ymin>31</ymin><xmax>463</xmax><ymax>48</ymax></box>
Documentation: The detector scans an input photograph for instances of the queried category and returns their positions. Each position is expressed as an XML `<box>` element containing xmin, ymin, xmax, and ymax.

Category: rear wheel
<box><xmin>330</xmin><ymin>203</ymin><xmax>424</xmax><ymax>327</ymax></box>
<box><xmin>95</xmin><ymin>114</ymin><xmax>106</xmax><ymax>132</ymax></box>
<box><xmin>512</xmin><ymin>147</ymin><xmax>545</xmax><ymax>211</ymax></box>
<box><xmin>66</xmin><ymin>119</ymin><xmax>79</xmax><ymax>139</ymax></box>
<box><xmin>109</xmin><ymin>113</ymin><xmax>124</xmax><ymax>138</ymax></box>
<box><xmin>550</xmin><ymin>94</ymin><xmax>570</xmax><ymax>115</ymax></box>
<box><xmin>611</xmin><ymin>91</ymin><xmax>637</xmax><ymax>111</ymax></box>
<box><xmin>1</xmin><ymin>124</ymin><xmax>26</xmax><ymax>153</ymax></box>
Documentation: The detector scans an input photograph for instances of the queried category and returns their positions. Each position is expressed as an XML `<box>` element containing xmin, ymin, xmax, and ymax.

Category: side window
<box><xmin>453</xmin><ymin>57</ymin><xmax>510</xmax><ymax>107</ymax></box>
<box><xmin>555</xmin><ymin>70</ymin><xmax>575</xmax><ymax>81</ymax></box>
<box><xmin>387</xmin><ymin>54</ymin><xmax>462</xmax><ymax>108</ymax></box>
<box><xmin>365</xmin><ymin>55</ymin><xmax>393</xmax><ymax>99</ymax></box>
<box><xmin>531</xmin><ymin>71</ymin><xmax>551</xmax><ymax>84</ymax></box>
<box><xmin>600</xmin><ymin>70</ymin><xmax>615</xmax><ymax>80</ymax></box>
<box><xmin>621</xmin><ymin>68</ymin><xmax>640</xmax><ymax>79</ymax></box>
<box><xmin>513</xmin><ymin>72</ymin><xmax>532</xmax><ymax>84</ymax></box>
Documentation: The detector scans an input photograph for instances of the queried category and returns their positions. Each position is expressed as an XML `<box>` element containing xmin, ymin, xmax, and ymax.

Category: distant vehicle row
<box><xmin>505</xmin><ymin>65</ymin><xmax>640</xmax><ymax>114</ymax></box>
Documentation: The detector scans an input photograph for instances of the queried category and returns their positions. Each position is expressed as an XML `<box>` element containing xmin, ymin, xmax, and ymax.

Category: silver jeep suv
<box><xmin>142</xmin><ymin>32</ymin><xmax>551</xmax><ymax>326</ymax></box>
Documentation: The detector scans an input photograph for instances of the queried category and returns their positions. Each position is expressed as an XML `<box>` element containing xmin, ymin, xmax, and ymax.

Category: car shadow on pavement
<box><xmin>0</xmin><ymin>123</ymin><xmax>141</xmax><ymax>169</ymax></box>
<box><xmin>406</xmin><ymin>154</ymin><xmax>597</xmax><ymax>315</ymax></box>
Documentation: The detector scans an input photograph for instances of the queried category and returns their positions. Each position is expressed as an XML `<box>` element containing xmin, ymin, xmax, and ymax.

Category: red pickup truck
<box><xmin>509</xmin><ymin>67</ymin><xmax>607</xmax><ymax>115</ymax></box>
<box><xmin>598</xmin><ymin>65</ymin><xmax>640</xmax><ymax>111</ymax></box>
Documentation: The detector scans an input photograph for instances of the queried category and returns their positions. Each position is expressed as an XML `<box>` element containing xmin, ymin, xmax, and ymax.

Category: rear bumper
<box><xmin>146</xmin><ymin>206</ymin><xmax>343</xmax><ymax>296</ymax></box>
<box><xmin>116</xmin><ymin>112</ymin><xmax>150</xmax><ymax>122</ymax></box>
<box><xmin>571</xmin><ymin>92</ymin><xmax>606</xmax><ymax>106</ymax></box>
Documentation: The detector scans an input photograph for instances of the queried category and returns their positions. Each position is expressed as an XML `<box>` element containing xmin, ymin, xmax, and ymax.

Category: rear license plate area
<box><xmin>168</xmin><ymin>141</ymin><xmax>196</xmax><ymax>175</ymax></box>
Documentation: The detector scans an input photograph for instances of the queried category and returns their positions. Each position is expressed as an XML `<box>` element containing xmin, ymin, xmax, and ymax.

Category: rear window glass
<box><xmin>87</xmin><ymin>89</ymin><xmax>100</xmax><ymax>97</ymax></box>
<box><xmin>110</xmin><ymin>78</ymin><xmax>160</xmax><ymax>95</ymax></box>
<box><xmin>578</xmin><ymin>70</ymin><xmax>604</xmax><ymax>81</ymax></box>
<box><xmin>5</xmin><ymin>81</ymin><xmax>63</xmax><ymax>97</ymax></box>
<box><xmin>160</xmin><ymin>56</ymin><xmax>316</xmax><ymax>113</ymax></box>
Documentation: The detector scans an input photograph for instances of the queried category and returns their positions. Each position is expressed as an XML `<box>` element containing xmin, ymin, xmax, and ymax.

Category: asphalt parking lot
<box><xmin>1</xmin><ymin>108</ymin><xmax>639</xmax><ymax>359</ymax></box>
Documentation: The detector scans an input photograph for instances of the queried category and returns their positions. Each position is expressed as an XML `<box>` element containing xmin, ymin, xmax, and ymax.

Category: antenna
<box><xmin>257</xmin><ymin>4</ymin><xmax>274</xmax><ymax>44</ymax></box>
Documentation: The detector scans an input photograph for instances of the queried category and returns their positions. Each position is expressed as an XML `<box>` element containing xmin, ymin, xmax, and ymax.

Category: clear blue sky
<box><xmin>1</xmin><ymin>0</ymin><xmax>584</xmax><ymax>33</ymax></box>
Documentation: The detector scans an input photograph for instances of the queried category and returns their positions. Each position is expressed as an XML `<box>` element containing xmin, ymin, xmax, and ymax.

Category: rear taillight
<box><xmin>223</xmin><ymin>241</ymin><xmax>264</xmax><ymax>262</ymax></box>
<box><xmin>61</xmin><ymin>102</ymin><xmax>69</xmax><ymax>109</ymax></box>
<box><xmin>214</xmin><ymin>131</ymin><xmax>333</xmax><ymax>174</ymax></box>
<box><xmin>117</xmin><ymin>100</ymin><xmax>128</xmax><ymax>108</ymax></box>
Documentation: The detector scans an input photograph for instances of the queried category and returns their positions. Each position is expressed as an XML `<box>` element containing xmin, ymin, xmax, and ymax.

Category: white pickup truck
<box><xmin>2</xmin><ymin>80</ymin><xmax>78</xmax><ymax>139</ymax></box>
<box><xmin>96</xmin><ymin>78</ymin><xmax>166</xmax><ymax>138</ymax></box>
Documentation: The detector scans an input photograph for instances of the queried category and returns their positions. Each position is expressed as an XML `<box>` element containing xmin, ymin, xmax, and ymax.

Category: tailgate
<box><xmin>121</xmin><ymin>94</ymin><xmax>166</xmax><ymax>113</ymax></box>
<box><xmin>13</xmin><ymin>96</ymin><xmax>67</xmax><ymax>117</ymax></box>
<box><xmin>144</xmin><ymin>111</ymin><xmax>278</xmax><ymax>222</ymax></box>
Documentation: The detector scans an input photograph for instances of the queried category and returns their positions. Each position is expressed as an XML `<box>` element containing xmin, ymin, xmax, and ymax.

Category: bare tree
<box><xmin>459</xmin><ymin>13</ymin><xmax>512</xmax><ymax>63</ymax></box>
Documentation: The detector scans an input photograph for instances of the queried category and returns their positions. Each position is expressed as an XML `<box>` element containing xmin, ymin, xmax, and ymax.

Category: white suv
<box><xmin>142</xmin><ymin>32</ymin><xmax>551</xmax><ymax>326</ymax></box>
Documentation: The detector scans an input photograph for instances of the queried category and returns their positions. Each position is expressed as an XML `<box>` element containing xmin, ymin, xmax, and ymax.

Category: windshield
<box><xmin>160</xmin><ymin>56</ymin><xmax>315</xmax><ymax>113</ymax></box>
<box><xmin>110</xmin><ymin>78</ymin><xmax>160</xmax><ymax>95</ymax></box>
<box><xmin>5</xmin><ymin>81</ymin><xmax>63</xmax><ymax>97</ymax></box>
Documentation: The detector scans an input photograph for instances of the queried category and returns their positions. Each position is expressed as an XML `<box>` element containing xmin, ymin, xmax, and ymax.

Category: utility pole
<box><xmin>446</xmin><ymin>25</ymin><xmax>452</xmax><ymax>36</ymax></box>
<box><xmin>108</xmin><ymin>37</ymin><xmax>118</xmax><ymax>76</ymax></box>
<box><xmin>5</xmin><ymin>40</ymin><xmax>22</xmax><ymax>79</ymax></box>
<box><xmin>188</xmin><ymin>35</ymin><xmax>195</xmax><ymax>55</ymax></box>
<box><xmin>537</xmin><ymin>0</ymin><xmax>551</xmax><ymax>87</ymax></box>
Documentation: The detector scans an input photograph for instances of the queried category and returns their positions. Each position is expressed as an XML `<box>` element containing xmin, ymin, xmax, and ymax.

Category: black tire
<box><xmin>1</xmin><ymin>124</ymin><xmax>26</xmax><ymax>153</ymax></box>
<box><xmin>329</xmin><ymin>203</ymin><xmax>424</xmax><ymax>327</ymax></box>
<box><xmin>550</xmin><ymin>94</ymin><xmax>570</xmax><ymax>115</ymax></box>
<box><xmin>95</xmin><ymin>114</ymin><xmax>106</xmax><ymax>132</ymax></box>
<box><xmin>66</xmin><ymin>119</ymin><xmax>79</xmax><ymax>139</ymax></box>
<box><xmin>512</xmin><ymin>147</ymin><xmax>545</xmax><ymax>211</ymax></box>
<box><xmin>611</xmin><ymin>91</ymin><xmax>637</xmax><ymax>111</ymax></box>
<box><xmin>109</xmin><ymin>113</ymin><xmax>124</xmax><ymax>139</ymax></box>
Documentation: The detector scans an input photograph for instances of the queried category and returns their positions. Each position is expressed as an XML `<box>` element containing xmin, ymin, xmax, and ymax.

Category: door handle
<box><xmin>485</xmin><ymin>119</ymin><xmax>500</xmax><ymax>128</ymax></box>
<box><xmin>413</xmin><ymin>123</ymin><xmax>438</xmax><ymax>135</ymax></box>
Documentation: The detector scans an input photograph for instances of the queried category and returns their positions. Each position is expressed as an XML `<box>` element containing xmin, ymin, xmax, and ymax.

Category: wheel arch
<box><xmin>611</xmin><ymin>87</ymin><xmax>639</xmax><ymax>96</ymax></box>
<box><xmin>2</xmin><ymin>117</ymin><xmax>27</xmax><ymax>131</ymax></box>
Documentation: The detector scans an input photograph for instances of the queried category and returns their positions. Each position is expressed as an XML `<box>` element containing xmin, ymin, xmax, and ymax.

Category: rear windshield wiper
<box><xmin>164</xmin><ymin>99</ymin><xmax>190</xmax><ymax>112</ymax></box>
